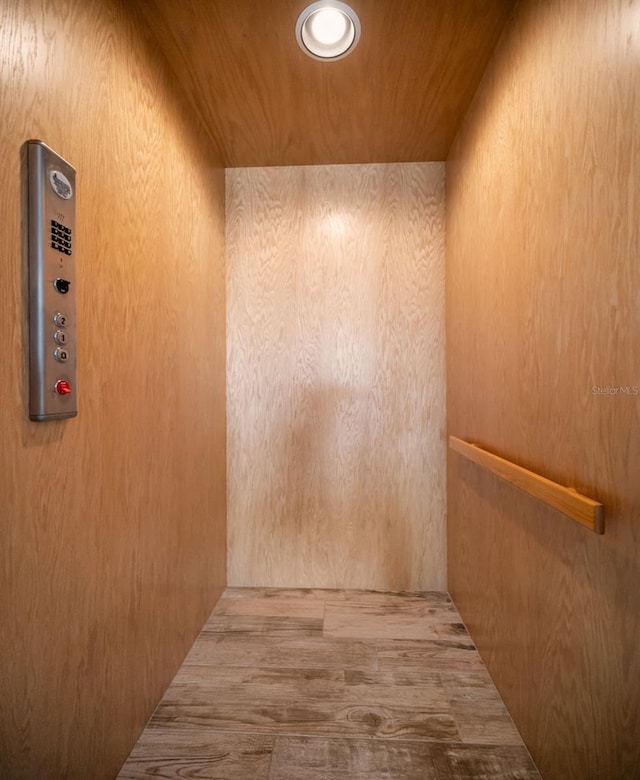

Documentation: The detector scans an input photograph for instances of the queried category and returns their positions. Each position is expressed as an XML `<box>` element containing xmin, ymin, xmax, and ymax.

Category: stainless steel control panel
<box><xmin>26</xmin><ymin>140</ymin><xmax>77</xmax><ymax>420</ymax></box>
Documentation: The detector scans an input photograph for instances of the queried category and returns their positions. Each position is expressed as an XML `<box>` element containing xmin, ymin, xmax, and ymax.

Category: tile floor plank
<box><xmin>223</xmin><ymin>587</ymin><xmax>454</xmax><ymax>608</ymax></box>
<box><xmin>442</xmin><ymin>744</ymin><xmax>541</xmax><ymax>779</ymax></box>
<box><xmin>117</xmin><ymin>731</ymin><xmax>274</xmax><ymax>780</ymax></box>
<box><xmin>182</xmin><ymin>632</ymin><xmax>379</xmax><ymax>671</ymax></box>
<box><xmin>202</xmin><ymin>614</ymin><xmax>323</xmax><ymax>635</ymax></box>
<box><xmin>268</xmin><ymin>737</ymin><xmax>540</xmax><ymax>780</ymax></box>
<box><xmin>439</xmin><ymin>674</ymin><xmax>523</xmax><ymax>746</ymax></box>
<box><xmin>375</xmin><ymin>638</ymin><xmax>488</xmax><ymax>673</ymax></box>
<box><xmin>215</xmin><ymin>596</ymin><xmax>326</xmax><ymax>619</ymax></box>
<box><xmin>268</xmin><ymin>735</ymin><xmax>447</xmax><ymax>779</ymax></box>
<box><xmin>151</xmin><ymin>701</ymin><xmax>460</xmax><ymax>741</ymax></box>
<box><xmin>324</xmin><ymin>601</ymin><xmax>466</xmax><ymax>641</ymax></box>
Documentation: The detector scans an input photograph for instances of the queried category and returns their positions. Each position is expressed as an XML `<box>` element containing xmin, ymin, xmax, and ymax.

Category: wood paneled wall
<box><xmin>446</xmin><ymin>1</ymin><xmax>640</xmax><ymax>778</ymax></box>
<box><xmin>227</xmin><ymin>164</ymin><xmax>446</xmax><ymax>590</ymax></box>
<box><xmin>0</xmin><ymin>1</ymin><xmax>226</xmax><ymax>777</ymax></box>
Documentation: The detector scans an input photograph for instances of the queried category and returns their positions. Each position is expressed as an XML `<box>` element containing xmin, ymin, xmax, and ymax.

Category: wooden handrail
<box><xmin>449</xmin><ymin>436</ymin><xmax>604</xmax><ymax>534</ymax></box>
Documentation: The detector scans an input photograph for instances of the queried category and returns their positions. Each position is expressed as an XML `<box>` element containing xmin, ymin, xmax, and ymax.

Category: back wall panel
<box><xmin>227</xmin><ymin>163</ymin><xmax>446</xmax><ymax>590</ymax></box>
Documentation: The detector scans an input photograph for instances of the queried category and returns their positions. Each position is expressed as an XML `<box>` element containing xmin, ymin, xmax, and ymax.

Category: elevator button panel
<box><xmin>26</xmin><ymin>140</ymin><xmax>77</xmax><ymax>420</ymax></box>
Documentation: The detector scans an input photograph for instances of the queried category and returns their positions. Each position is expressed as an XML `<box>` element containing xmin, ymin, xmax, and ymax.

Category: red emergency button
<box><xmin>55</xmin><ymin>379</ymin><xmax>72</xmax><ymax>395</ymax></box>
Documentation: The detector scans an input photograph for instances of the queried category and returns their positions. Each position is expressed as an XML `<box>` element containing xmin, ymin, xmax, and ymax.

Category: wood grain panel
<box><xmin>226</xmin><ymin>163</ymin><xmax>446</xmax><ymax>590</ymax></box>
<box><xmin>0</xmin><ymin>1</ymin><xmax>226</xmax><ymax>777</ymax></box>
<box><xmin>446</xmin><ymin>1</ymin><xmax>640</xmax><ymax>778</ymax></box>
<box><xmin>134</xmin><ymin>0</ymin><xmax>515</xmax><ymax>167</ymax></box>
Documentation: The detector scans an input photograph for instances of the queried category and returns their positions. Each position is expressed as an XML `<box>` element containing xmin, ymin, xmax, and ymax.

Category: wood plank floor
<box><xmin>117</xmin><ymin>588</ymin><xmax>540</xmax><ymax>779</ymax></box>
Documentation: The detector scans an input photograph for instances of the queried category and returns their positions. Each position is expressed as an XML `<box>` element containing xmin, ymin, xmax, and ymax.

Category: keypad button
<box><xmin>53</xmin><ymin>312</ymin><xmax>68</xmax><ymax>328</ymax></box>
<box><xmin>54</xmin><ymin>347</ymin><xmax>69</xmax><ymax>363</ymax></box>
<box><xmin>54</xmin><ymin>330</ymin><xmax>68</xmax><ymax>346</ymax></box>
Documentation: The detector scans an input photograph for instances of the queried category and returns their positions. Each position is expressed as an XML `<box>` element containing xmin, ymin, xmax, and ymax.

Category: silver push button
<box><xmin>54</xmin><ymin>330</ymin><xmax>68</xmax><ymax>346</ymax></box>
<box><xmin>54</xmin><ymin>347</ymin><xmax>69</xmax><ymax>363</ymax></box>
<box><xmin>53</xmin><ymin>312</ymin><xmax>68</xmax><ymax>328</ymax></box>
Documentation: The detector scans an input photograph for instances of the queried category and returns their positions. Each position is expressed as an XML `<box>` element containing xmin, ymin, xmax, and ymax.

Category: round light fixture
<box><xmin>296</xmin><ymin>1</ymin><xmax>361</xmax><ymax>61</ymax></box>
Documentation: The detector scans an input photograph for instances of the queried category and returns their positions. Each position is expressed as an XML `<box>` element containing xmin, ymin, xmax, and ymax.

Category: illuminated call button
<box><xmin>54</xmin><ymin>330</ymin><xmax>68</xmax><ymax>346</ymax></box>
<box><xmin>54</xmin><ymin>347</ymin><xmax>69</xmax><ymax>363</ymax></box>
<box><xmin>55</xmin><ymin>379</ymin><xmax>72</xmax><ymax>395</ymax></box>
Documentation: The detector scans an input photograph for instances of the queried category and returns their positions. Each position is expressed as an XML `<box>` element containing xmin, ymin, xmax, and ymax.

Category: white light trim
<box><xmin>295</xmin><ymin>1</ymin><xmax>361</xmax><ymax>61</ymax></box>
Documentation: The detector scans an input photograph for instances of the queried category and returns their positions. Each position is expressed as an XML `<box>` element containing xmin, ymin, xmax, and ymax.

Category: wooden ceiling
<box><xmin>136</xmin><ymin>1</ymin><xmax>515</xmax><ymax>167</ymax></box>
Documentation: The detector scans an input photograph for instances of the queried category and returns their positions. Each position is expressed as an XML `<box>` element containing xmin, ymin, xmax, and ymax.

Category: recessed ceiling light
<box><xmin>296</xmin><ymin>1</ymin><xmax>361</xmax><ymax>61</ymax></box>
